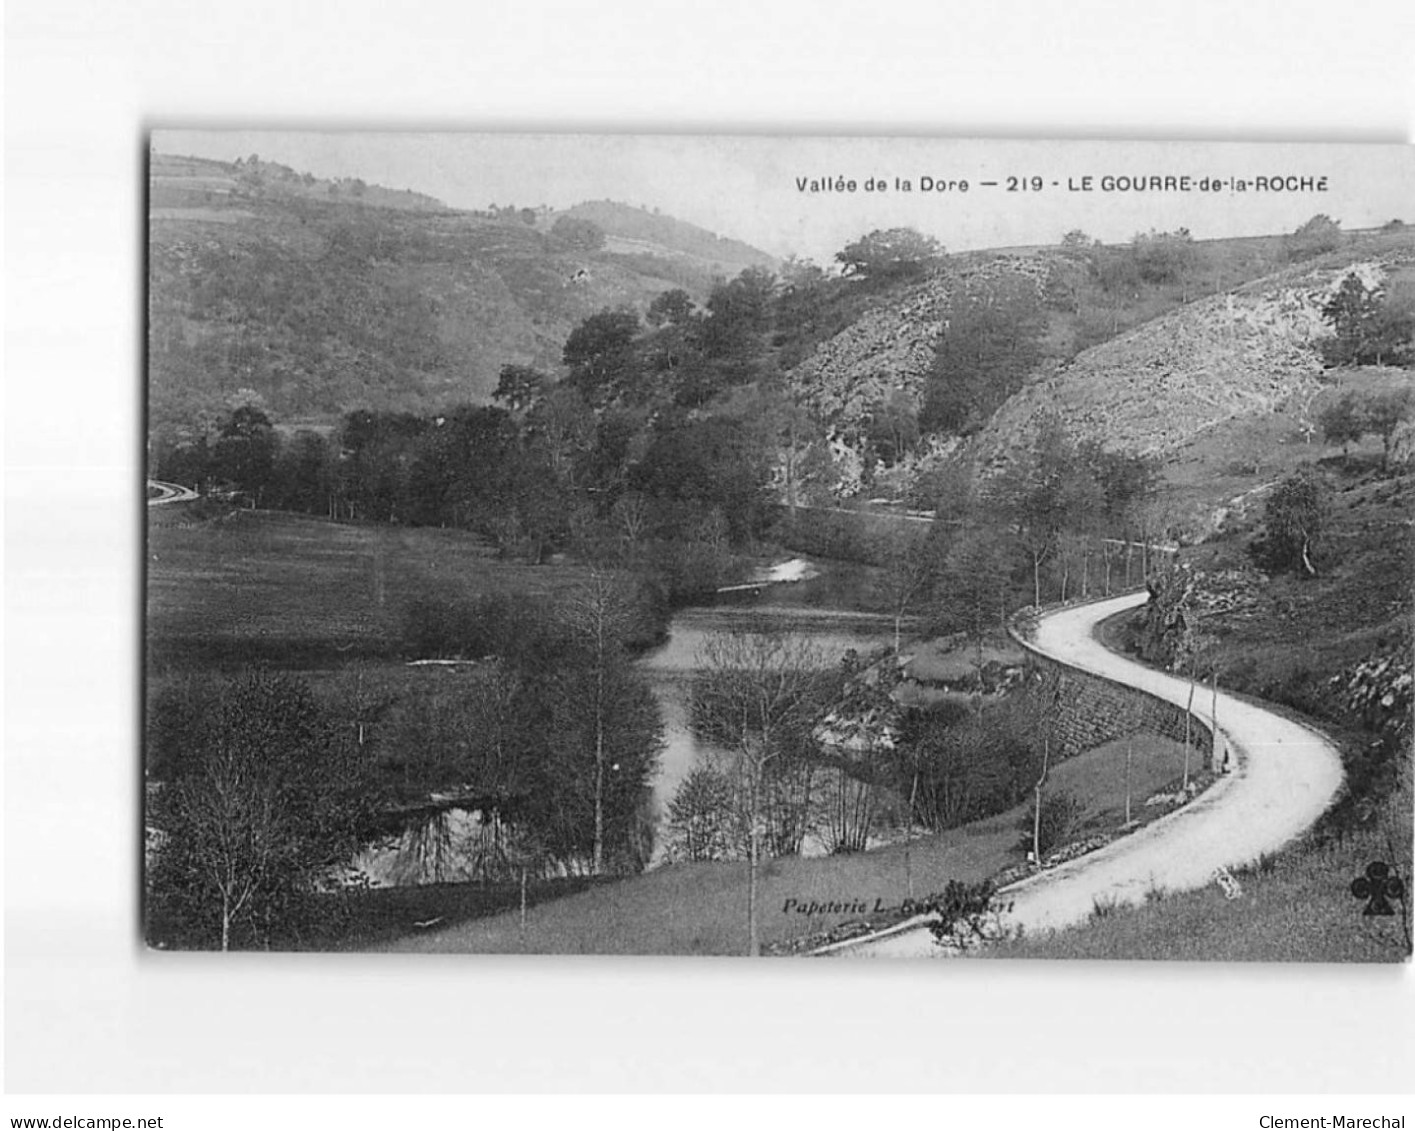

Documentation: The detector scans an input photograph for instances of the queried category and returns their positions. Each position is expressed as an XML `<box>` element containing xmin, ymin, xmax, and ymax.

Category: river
<box><xmin>345</xmin><ymin>557</ymin><xmax>900</xmax><ymax>883</ymax></box>
<box><xmin>637</xmin><ymin>558</ymin><xmax>898</xmax><ymax>864</ymax></box>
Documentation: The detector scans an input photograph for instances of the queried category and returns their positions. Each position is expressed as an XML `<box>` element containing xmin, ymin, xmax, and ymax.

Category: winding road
<box><xmin>824</xmin><ymin>591</ymin><xmax>1346</xmax><ymax>958</ymax></box>
<box><xmin>146</xmin><ymin>479</ymin><xmax>198</xmax><ymax>506</ymax></box>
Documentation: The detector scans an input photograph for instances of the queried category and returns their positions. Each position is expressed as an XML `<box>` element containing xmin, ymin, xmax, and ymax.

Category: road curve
<box><xmin>147</xmin><ymin>480</ymin><xmax>198</xmax><ymax>506</ymax></box>
<box><xmin>826</xmin><ymin>591</ymin><xmax>1345</xmax><ymax>958</ymax></box>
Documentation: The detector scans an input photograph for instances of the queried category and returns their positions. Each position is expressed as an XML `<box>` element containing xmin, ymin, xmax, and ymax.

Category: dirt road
<box><xmin>825</xmin><ymin>591</ymin><xmax>1345</xmax><ymax>958</ymax></box>
<box><xmin>147</xmin><ymin>479</ymin><xmax>198</xmax><ymax>506</ymax></box>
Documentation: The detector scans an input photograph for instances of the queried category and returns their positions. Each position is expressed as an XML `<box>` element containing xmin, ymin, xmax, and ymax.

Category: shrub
<box><xmin>1019</xmin><ymin>789</ymin><xmax>1085</xmax><ymax>859</ymax></box>
<box><xmin>922</xmin><ymin>879</ymin><xmax>1003</xmax><ymax>945</ymax></box>
<box><xmin>663</xmin><ymin>765</ymin><xmax>739</xmax><ymax>862</ymax></box>
<box><xmin>1249</xmin><ymin>465</ymin><xmax>1330</xmax><ymax>577</ymax></box>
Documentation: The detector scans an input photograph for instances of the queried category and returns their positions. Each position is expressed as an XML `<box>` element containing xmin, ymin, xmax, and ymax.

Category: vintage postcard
<box><xmin>144</xmin><ymin>133</ymin><xmax>1414</xmax><ymax>959</ymax></box>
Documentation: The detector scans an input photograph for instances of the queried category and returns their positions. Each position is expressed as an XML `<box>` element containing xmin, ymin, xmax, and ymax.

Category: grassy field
<box><xmin>1147</xmin><ymin>381</ymin><xmax>1414</xmax><ymax>739</ymax></box>
<box><xmin>380</xmin><ymin>731</ymin><xmax>1195</xmax><ymax>956</ymax></box>
<box><xmin>146</xmin><ymin>507</ymin><xmax>614</xmax><ymax>669</ymax></box>
<box><xmin>978</xmin><ymin>791</ymin><xmax>1412</xmax><ymax>963</ymax></box>
<box><xmin>1157</xmin><ymin>365</ymin><xmax>1415</xmax><ymax>539</ymax></box>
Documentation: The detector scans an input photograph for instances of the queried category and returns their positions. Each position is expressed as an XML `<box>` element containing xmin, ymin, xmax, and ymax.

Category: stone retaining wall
<box><xmin>1018</xmin><ymin>621</ymin><xmax>1215</xmax><ymax>767</ymax></box>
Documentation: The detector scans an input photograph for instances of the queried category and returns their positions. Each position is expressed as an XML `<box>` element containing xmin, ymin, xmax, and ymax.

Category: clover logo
<box><xmin>1351</xmin><ymin>861</ymin><xmax>1405</xmax><ymax>917</ymax></box>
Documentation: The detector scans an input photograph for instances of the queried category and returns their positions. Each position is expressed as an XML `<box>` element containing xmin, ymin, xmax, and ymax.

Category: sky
<box><xmin>155</xmin><ymin>131</ymin><xmax>1414</xmax><ymax>264</ymax></box>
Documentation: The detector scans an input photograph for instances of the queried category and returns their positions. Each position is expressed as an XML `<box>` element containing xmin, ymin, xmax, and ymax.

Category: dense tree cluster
<box><xmin>152</xmin><ymin>394</ymin><xmax>773</xmax><ymax>598</ymax></box>
<box><xmin>835</xmin><ymin>228</ymin><xmax>945</xmax><ymax>283</ymax></box>
<box><xmin>1318</xmin><ymin>272</ymin><xmax>1415</xmax><ymax>369</ymax></box>
<box><xmin>148</xmin><ymin>576</ymin><xmax>668</xmax><ymax>947</ymax></box>
<box><xmin>921</xmin><ymin>275</ymin><xmax>1047</xmax><ymax>435</ymax></box>
<box><xmin>1320</xmin><ymin>387</ymin><xmax>1415</xmax><ymax>465</ymax></box>
<box><xmin>890</xmin><ymin>692</ymin><xmax>1049</xmax><ymax>833</ymax></box>
<box><xmin>147</xmin><ymin>671</ymin><xmax>382</xmax><ymax>950</ymax></box>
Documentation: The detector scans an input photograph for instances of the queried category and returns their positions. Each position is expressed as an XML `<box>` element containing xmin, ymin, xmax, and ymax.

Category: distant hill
<box><xmin>557</xmin><ymin>199</ymin><xmax>777</xmax><ymax>278</ymax></box>
<box><xmin>146</xmin><ymin>153</ymin><xmax>776</xmax><ymax>431</ymax></box>
<box><xmin>150</xmin><ymin>152</ymin><xmax>449</xmax><ymax>214</ymax></box>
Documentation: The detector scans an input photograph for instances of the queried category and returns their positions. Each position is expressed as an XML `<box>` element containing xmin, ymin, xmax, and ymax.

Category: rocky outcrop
<box><xmin>785</xmin><ymin>254</ymin><xmax>1053</xmax><ymax>497</ymax></box>
<box><xmin>975</xmin><ymin>255</ymin><xmax>1414</xmax><ymax>470</ymax></box>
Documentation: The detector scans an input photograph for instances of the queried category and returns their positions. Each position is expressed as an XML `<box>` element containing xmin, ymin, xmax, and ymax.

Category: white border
<box><xmin>6</xmin><ymin>0</ymin><xmax>1415</xmax><ymax>1095</ymax></box>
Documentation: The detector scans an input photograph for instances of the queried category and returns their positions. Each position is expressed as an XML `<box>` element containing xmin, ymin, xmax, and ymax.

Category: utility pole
<box><xmin>1031</xmin><ymin>735</ymin><xmax>1050</xmax><ymax>868</ymax></box>
<box><xmin>1125</xmin><ymin>736</ymin><xmax>1134</xmax><ymax>826</ymax></box>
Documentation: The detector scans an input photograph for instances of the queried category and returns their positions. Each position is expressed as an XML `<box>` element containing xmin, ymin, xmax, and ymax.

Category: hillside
<box><xmin>779</xmin><ymin>227</ymin><xmax>1415</xmax><ymax>501</ymax></box>
<box><xmin>975</xmin><ymin>241</ymin><xmax>1415</xmax><ymax>469</ymax></box>
<box><xmin>147</xmin><ymin>152</ymin><xmax>774</xmax><ymax>430</ymax></box>
<box><xmin>788</xmin><ymin>252</ymin><xmax>1053</xmax><ymax>438</ymax></box>
<box><xmin>558</xmin><ymin>199</ymin><xmax>777</xmax><ymax>278</ymax></box>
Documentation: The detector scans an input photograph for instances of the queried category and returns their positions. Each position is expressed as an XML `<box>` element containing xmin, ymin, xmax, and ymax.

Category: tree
<box><xmin>1060</xmin><ymin>229</ymin><xmax>1098</xmax><ymax>252</ymax></box>
<box><xmin>691</xmin><ymin>632</ymin><xmax>833</xmax><ymax>955</ymax></box>
<box><xmin>1364</xmin><ymin>389</ymin><xmax>1415</xmax><ymax>467</ymax></box>
<box><xmin>1320</xmin><ymin>388</ymin><xmax>1415</xmax><ymax>466</ymax></box>
<box><xmin>1077</xmin><ymin>441</ymin><xmax>1159</xmax><ymax>592</ymax></box>
<box><xmin>920</xmin><ymin>275</ymin><xmax>1046</xmax><ymax>435</ymax></box>
<box><xmin>630</xmin><ymin>414</ymin><xmax>772</xmax><ymax>544</ymax></box>
<box><xmin>698</xmin><ymin>266</ymin><xmax>777</xmax><ymax>375</ymax></box>
<box><xmin>147</xmin><ymin>672</ymin><xmax>379</xmax><ymax>950</ymax></box>
<box><xmin>563</xmin><ymin>309</ymin><xmax>642</xmax><ymax>406</ymax></box>
<box><xmin>992</xmin><ymin>420</ymin><xmax>1102</xmax><ymax>607</ymax></box>
<box><xmin>541</xmin><ymin>649</ymin><xmax>663</xmax><ymax>874</ymax></box>
<box><xmin>1369</xmin><ymin>278</ymin><xmax>1415</xmax><ymax>367</ymax></box>
<box><xmin>1321</xmin><ymin>392</ymin><xmax>1366</xmax><ymax>454</ymax></box>
<box><xmin>664</xmin><ymin>764</ymin><xmax>738</xmax><ymax>862</ymax></box>
<box><xmin>835</xmin><ymin>228</ymin><xmax>944</xmax><ymax>282</ymax></box>
<box><xmin>646</xmin><ymin>288</ymin><xmax>696</xmax><ymax>328</ymax></box>
<box><xmin>557</xmin><ymin>571</ymin><xmax>652</xmax><ymax>874</ymax></box>
<box><xmin>865</xmin><ymin>388</ymin><xmax>921</xmax><ymax>467</ymax></box>
<box><xmin>492</xmin><ymin>364</ymin><xmax>550</xmax><ymax>415</ymax></box>
<box><xmin>1130</xmin><ymin>228</ymin><xmax>1200</xmax><ymax>297</ymax></box>
<box><xmin>1285</xmin><ymin>214</ymin><xmax>1343</xmax><ymax>262</ymax></box>
<box><xmin>934</xmin><ymin>524</ymin><xmax>1015</xmax><ymax>658</ymax></box>
<box><xmin>1320</xmin><ymin>273</ymin><xmax>1384</xmax><ymax>367</ymax></box>
<box><xmin>879</xmin><ymin>526</ymin><xmax>943</xmax><ymax>653</ymax></box>
<box><xmin>212</xmin><ymin>404</ymin><xmax>277</xmax><ymax>503</ymax></box>
<box><xmin>894</xmin><ymin>697</ymin><xmax>1038</xmax><ymax>833</ymax></box>
<box><xmin>1252</xmin><ymin>464</ymin><xmax>1330</xmax><ymax>577</ymax></box>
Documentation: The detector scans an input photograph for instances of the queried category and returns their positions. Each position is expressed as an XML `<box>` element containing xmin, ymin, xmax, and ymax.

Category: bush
<box><xmin>663</xmin><ymin>765</ymin><xmax>739</xmax><ymax>862</ymax></box>
<box><xmin>922</xmin><ymin>879</ymin><xmax>1002</xmax><ymax>945</ymax></box>
<box><xmin>1019</xmin><ymin>790</ymin><xmax>1084</xmax><ymax>859</ymax></box>
<box><xmin>1249</xmin><ymin>465</ymin><xmax>1330</xmax><ymax>577</ymax></box>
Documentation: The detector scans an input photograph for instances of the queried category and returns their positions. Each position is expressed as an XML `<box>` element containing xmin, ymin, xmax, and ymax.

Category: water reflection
<box><xmin>638</xmin><ymin>598</ymin><xmax>897</xmax><ymax>864</ymax></box>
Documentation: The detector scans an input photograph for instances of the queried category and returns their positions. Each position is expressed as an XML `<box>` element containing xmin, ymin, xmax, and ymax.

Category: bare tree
<box><xmin>879</xmin><ymin>526</ymin><xmax>944</xmax><ymax>653</ymax></box>
<box><xmin>691</xmin><ymin>631</ymin><xmax>832</xmax><ymax>956</ymax></box>
<box><xmin>558</xmin><ymin>570</ymin><xmax>642</xmax><ymax>875</ymax></box>
<box><xmin>148</xmin><ymin>671</ymin><xmax>376</xmax><ymax>950</ymax></box>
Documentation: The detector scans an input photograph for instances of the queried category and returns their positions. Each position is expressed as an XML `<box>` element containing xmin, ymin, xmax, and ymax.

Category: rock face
<box><xmin>974</xmin><ymin>256</ymin><xmax>1412</xmax><ymax>469</ymax></box>
<box><xmin>789</xmin><ymin>279</ymin><xmax>950</xmax><ymax>431</ymax></box>
<box><xmin>785</xmin><ymin>254</ymin><xmax>1051</xmax><ymax>496</ymax></box>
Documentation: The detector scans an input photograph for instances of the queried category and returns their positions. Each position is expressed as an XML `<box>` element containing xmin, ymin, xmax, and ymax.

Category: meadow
<box><xmin>380</xmin><ymin>731</ymin><xmax>1196</xmax><ymax>956</ymax></box>
<box><xmin>146</xmin><ymin>508</ymin><xmax>618</xmax><ymax>670</ymax></box>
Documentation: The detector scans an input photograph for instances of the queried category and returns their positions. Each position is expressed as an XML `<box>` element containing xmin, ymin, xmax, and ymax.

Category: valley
<box><xmin>144</xmin><ymin>142</ymin><xmax>1414</xmax><ymax>960</ymax></box>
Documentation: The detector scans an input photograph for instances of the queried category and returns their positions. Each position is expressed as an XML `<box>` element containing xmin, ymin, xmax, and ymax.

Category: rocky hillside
<box><xmin>974</xmin><ymin>248</ymin><xmax>1415</xmax><ymax>470</ymax></box>
<box><xmin>780</xmin><ymin>228</ymin><xmax>1415</xmax><ymax>500</ymax></box>
<box><xmin>147</xmin><ymin>152</ymin><xmax>773</xmax><ymax>429</ymax></box>
<box><xmin>788</xmin><ymin>253</ymin><xmax>1052</xmax><ymax>436</ymax></box>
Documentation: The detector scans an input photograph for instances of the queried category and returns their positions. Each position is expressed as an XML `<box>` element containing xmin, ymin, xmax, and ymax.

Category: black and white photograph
<box><xmin>141</xmin><ymin>132</ymin><xmax>1414</xmax><ymax>962</ymax></box>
